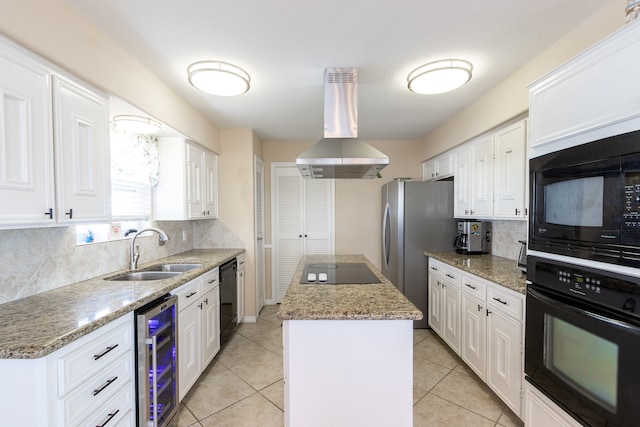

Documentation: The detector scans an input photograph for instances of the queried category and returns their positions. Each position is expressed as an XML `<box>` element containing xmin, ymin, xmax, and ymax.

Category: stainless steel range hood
<box><xmin>296</xmin><ymin>68</ymin><xmax>389</xmax><ymax>179</ymax></box>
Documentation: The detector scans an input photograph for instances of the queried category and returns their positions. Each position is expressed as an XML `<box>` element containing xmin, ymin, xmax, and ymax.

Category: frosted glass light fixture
<box><xmin>407</xmin><ymin>59</ymin><xmax>473</xmax><ymax>94</ymax></box>
<box><xmin>188</xmin><ymin>61</ymin><xmax>251</xmax><ymax>96</ymax></box>
<box><xmin>113</xmin><ymin>115</ymin><xmax>161</xmax><ymax>134</ymax></box>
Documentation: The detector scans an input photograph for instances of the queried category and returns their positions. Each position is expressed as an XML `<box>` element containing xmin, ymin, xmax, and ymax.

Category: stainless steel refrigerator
<box><xmin>382</xmin><ymin>179</ymin><xmax>456</xmax><ymax>328</ymax></box>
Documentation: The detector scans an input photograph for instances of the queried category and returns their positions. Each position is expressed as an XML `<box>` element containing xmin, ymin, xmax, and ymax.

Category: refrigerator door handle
<box><xmin>382</xmin><ymin>202</ymin><xmax>391</xmax><ymax>268</ymax></box>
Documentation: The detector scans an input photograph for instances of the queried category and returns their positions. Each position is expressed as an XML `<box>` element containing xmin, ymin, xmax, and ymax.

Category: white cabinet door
<box><xmin>494</xmin><ymin>120</ymin><xmax>527</xmax><ymax>219</ymax></box>
<box><xmin>186</xmin><ymin>142</ymin><xmax>204</xmax><ymax>219</ymax></box>
<box><xmin>428</xmin><ymin>271</ymin><xmax>443</xmax><ymax>335</ymax></box>
<box><xmin>274</xmin><ymin>165</ymin><xmax>335</xmax><ymax>302</ymax></box>
<box><xmin>201</xmin><ymin>285</ymin><xmax>220</xmax><ymax>368</ymax></box>
<box><xmin>423</xmin><ymin>158</ymin><xmax>437</xmax><ymax>181</ymax></box>
<box><xmin>442</xmin><ymin>280</ymin><xmax>461</xmax><ymax>355</ymax></box>
<box><xmin>0</xmin><ymin>48</ymin><xmax>55</xmax><ymax>227</ymax></box>
<box><xmin>454</xmin><ymin>147</ymin><xmax>472</xmax><ymax>218</ymax></box>
<box><xmin>203</xmin><ymin>150</ymin><xmax>218</xmax><ymax>218</ymax></box>
<box><xmin>177</xmin><ymin>302</ymin><xmax>200</xmax><ymax>401</ymax></box>
<box><xmin>470</xmin><ymin>135</ymin><xmax>494</xmax><ymax>218</ymax></box>
<box><xmin>461</xmin><ymin>293</ymin><xmax>486</xmax><ymax>380</ymax></box>
<box><xmin>53</xmin><ymin>76</ymin><xmax>110</xmax><ymax>223</ymax></box>
<box><xmin>487</xmin><ymin>308</ymin><xmax>522</xmax><ymax>415</ymax></box>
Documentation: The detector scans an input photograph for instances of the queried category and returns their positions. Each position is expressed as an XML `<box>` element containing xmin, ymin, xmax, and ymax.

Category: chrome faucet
<box><xmin>130</xmin><ymin>227</ymin><xmax>170</xmax><ymax>271</ymax></box>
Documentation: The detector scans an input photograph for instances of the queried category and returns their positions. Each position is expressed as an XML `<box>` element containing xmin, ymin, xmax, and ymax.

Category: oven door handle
<box><xmin>528</xmin><ymin>286</ymin><xmax>640</xmax><ymax>332</ymax></box>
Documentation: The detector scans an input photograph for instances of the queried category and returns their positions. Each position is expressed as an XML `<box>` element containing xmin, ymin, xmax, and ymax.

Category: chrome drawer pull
<box><xmin>465</xmin><ymin>283</ymin><xmax>476</xmax><ymax>290</ymax></box>
<box><xmin>93</xmin><ymin>344</ymin><xmax>118</xmax><ymax>361</ymax></box>
<box><xmin>186</xmin><ymin>291</ymin><xmax>198</xmax><ymax>298</ymax></box>
<box><xmin>493</xmin><ymin>297</ymin><xmax>508</xmax><ymax>305</ymax></box>
<box><xmin>445</xmin><ymin>273</ymin><xmax>454</xmax><ymax>279</ymax></box>
<box><xmin>96</xmin><ymin>409</ymin><xmax>120</xmax><ymax>427</ymax></box>
<box><xmin>208</xmin><ymin>279</ymin><xmax>216</xmax><ymax>284</ymax></box>
<box><xmin>93</xmin><ymin>376</ymin><xmax>118</xmax><ymax>396</ymax></box>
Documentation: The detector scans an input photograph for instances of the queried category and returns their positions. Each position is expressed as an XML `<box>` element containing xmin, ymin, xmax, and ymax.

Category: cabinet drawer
<box><xmin>73</xmin><ymin>380</ymin><xmax>134</xmax><ymax>427</ymax></box>
<box><xmin>61</xmin><ymin>353</ymin><xmax>132</xmax><ymax>426</ymax></box>
<box><xmin>428</xmin><ymin>260</ymin><xmax>445</xmax><ymax>276</ymax></box>
<box><xmin>172</xmin><ymin>277</ymin><xmax>201</xmax><ymax>311</ymax></box>
<box><xmin>461</xmin><ymin>273</ymin><xmax>487</xmax><ymax>300</ymax></box>
<box><xmin>487</xmin><ymin>285</ymin><xmax>523</xmax><ymax>320</ymax></box>
<box><xmin>442</xmin><ymin>266</ymin><xmax>461</xmax><ymax>284</ymax></box>
<box><xmin>57</xmin><ymin>317</ymin><xmax>132</xmax><ymax>396</ymax></box>
<box><xmin>200</xmin><ymin>267</ymin><xmax>219</xmax><ymax>293</ymax></box>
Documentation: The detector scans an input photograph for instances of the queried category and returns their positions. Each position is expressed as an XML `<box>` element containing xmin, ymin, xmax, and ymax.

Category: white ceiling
<box><xmin>67</xmin><ymin>0</ymin><xmax>611</xmax><ymax>142</ymax></box>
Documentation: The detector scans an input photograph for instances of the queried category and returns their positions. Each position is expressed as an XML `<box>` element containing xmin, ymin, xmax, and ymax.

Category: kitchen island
<box><xmin>277</xmin><ymin>254</ymin><xmax>421</xmax><ymax>427</ymax></box>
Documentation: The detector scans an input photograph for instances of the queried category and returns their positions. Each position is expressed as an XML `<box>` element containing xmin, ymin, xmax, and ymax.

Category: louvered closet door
<box><xmin>274</xmin><ymin>165</ymin><xmax>335</xmax><ymax>303</ymax></box>
<box><xmin>275</xmin><ymin>167</ymin><xmax>304</xmax><ymax>303</ymax></box>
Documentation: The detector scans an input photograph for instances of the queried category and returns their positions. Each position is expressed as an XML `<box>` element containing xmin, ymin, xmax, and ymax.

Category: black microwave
<box><xmin>529</xmin><ymin>129</ymin><xmax>640</xmax><ymax>267</ymax></box>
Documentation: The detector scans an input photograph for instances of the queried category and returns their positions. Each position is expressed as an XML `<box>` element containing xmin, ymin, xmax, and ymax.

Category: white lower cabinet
<box><xmin>173</xmin><ymin>267</ymin><xmax>220</xmax><ymax>401</ymax></box>
<box><xmin>428</xmin><ymin>258</ymin><xmax>524</xmax><ymax>418</ymax></box>
<box><xmin>0</xmin><ymin>313</ymin><xmax>135</xmax><ymax>426</ymax></box>
<box><xmin>524</xmin><ymin>382</ymin><xmax>581</xmax><ymax>427</ymax></box>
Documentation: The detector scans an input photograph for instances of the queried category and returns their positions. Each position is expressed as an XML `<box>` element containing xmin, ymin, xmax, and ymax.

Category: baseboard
<box><xmin>241</xmin><ymin>316</ymin><xmax>258</xmax><ymax>323</ymax></box>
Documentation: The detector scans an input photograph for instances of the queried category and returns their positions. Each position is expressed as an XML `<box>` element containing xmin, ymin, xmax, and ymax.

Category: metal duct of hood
<box><xmin>296</xmin><ymin>68</ymin><xmax>389</xmax><ymax>179</ymax></box>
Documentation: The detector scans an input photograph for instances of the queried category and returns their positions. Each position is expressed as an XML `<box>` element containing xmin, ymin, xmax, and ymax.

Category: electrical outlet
<box><xmin>182</xmin><ymin>230</ymin><xmax>187</xmax><ymax>241</ymax></box>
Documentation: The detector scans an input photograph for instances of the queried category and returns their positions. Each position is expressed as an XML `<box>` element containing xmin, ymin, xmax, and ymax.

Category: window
<box><xmin>75</xmin><ymin>126</ymin><xmax>159</xmax><ymax>245</ymax></box>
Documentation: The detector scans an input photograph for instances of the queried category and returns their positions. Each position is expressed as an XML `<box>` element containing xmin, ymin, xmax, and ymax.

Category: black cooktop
<box><xmin>300</xmin><ymin>262</ymin><xmax>381</xmax><ymax>284</ymax></box>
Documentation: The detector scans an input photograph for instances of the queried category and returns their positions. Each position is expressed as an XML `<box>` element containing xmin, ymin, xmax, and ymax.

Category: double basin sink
<box><xmin>105</xmin><ymin>263</ymin><xmax>203</xmax><ymax>281</ymax></box>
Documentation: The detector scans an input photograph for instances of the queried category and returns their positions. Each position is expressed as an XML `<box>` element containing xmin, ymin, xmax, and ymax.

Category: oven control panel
<box><xmin>623</xmin><ymin>172</ymin><xmax>640</xmax><ymax>227</ymax></box>
<box><xmin>528</xmin><ymin>256</ymin><xmax>640</xmax><ymax>319</ymax></box>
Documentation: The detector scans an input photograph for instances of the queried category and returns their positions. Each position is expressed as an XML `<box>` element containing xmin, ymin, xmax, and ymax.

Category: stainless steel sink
<box><xmin>146</xmin><ymin>263</ymin><xmax>203</xmax><ymax>272</ymax></box>
<box><xmin>105</xmin><ymin>271</ymin><xmax>183</xmax><ymax>281</ymax></box>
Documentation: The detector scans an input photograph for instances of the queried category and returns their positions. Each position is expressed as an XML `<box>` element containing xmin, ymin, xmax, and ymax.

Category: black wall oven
<box><xmin>525</xmin><ymin>256</ymin><xmax>640</xmax><ymax>426</ymax></box>
<box><xmin>529</xmin><ymin>129</ymin><xmax>640</xmax><ymax>267</ymax></box>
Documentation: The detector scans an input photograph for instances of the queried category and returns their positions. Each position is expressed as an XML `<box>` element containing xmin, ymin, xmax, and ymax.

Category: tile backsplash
<box><xmin>490</xmin><ymin>220</ymin><xmax>527</xmax><ymax>261</ymax></box>
<box><xmin>0</xmin><ymin>219</ymin><xmax>243</xmax><ymax>304</ymax></box>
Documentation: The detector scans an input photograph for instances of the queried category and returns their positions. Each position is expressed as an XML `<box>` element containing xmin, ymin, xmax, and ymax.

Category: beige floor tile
<box><xmin>413</xmin><ymin>355</ymin><xmax>452</xmax><ymax>392</ymax></box>
<box><xmin>431</xmin><ymin>369</ymin><xmax>506</xmax><ymax>421</ymax></box>
<box><xmin>413</xmin><ymin>384</ymin><xmax>429</xmax><ymax>405</ymax></box>
<box><xmin>227</xmin><ymin>349</ymin><xmax>284</xmax><ymax>390</ymax></box>
<box><xmin>259</xmin><ymin>304</ymin><xmax>280</xmax><ymax>316</ymax></box>
<box><xmin>497</xmin><ymin>408</ymin><xmax>524</xmax><ymax>427</ymax></box>
<box><xmin>413</xmin><ymin>328</ymin><xmax>434</xmax><ymax>345</ymax></box>
<box><xmin>248</xmin><ymin>326</ymin><xmax>283</xmax><ymax>353</ymax></box>
<box><xmin>235</xmin><ymin>319</ymin><xmax>280</xmax><ymax>338</ymax></box>
<box><xmin>183</xmin><ymin>368</ymin><xmax>256</xmax><ymax>420</ymax></box>
<box><xmin>413</xmin><ymin>336</ymin><xmax>460</xmax><ymax>369</ymax></box>
<box><xmin>217</xmin><ymin>333</ymin><xmax>270</xmax><ymax>369</ymax></box>
<box><xmin>414</xmin><ymin>393</ymin><xmax>495</xmax><ymax>427</ymax></box>
<box><xmin>260</xmin><ymin>379</ymin><xmax>285</xmax><ymax>411</ymax></box>
<box><xmin>175</xmin><ymin>403</ymin><xmax>199</xmax><ymax>427</ymax></box>
<box><xmin>199</xmin><ymin>393</ymin><xmax>284</xmax><ymax>427</ymax></box>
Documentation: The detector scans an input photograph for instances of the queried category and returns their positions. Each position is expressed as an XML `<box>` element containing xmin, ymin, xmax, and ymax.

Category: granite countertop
<box><xmin>277</xmin><ymin>254</ymin><xmax>423</xmax><ymax>321</ymax></box>
<box><xmin>0</xmin><ymin>248</ymin><xmax>244</xmax><ymax>359</ymax></box>
<box><xmin>425</xmin><ymin>251</ymin><xmax>526</xmax><ymax>294</ymax></box>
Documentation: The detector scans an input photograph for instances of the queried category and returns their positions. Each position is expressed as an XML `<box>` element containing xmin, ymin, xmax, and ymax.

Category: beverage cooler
<box><xmin>135</xmin><ymin>294</ymin><xmax>179</xmax><ymax>427</ymax></box>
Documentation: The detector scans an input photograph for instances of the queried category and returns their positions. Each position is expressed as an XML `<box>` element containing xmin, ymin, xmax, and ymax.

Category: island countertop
<box><xmin>277</xmin><ymin>254</ymin><xmax>423</xmax><ymax>321</ymax></box>
<box><xmin>0</xmin><ymin>248</ymin><xmax>244</xmax><ymax>359</ymax></box>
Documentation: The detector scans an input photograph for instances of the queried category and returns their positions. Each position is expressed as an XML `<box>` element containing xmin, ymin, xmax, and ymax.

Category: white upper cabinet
<box><xmin>494</xmin><ymin>120</ymin><xmax>527</xmax><ymax>219</ymax></box>
<box><xmin>423</xmin><ymin>151</ymin><xmax>454</xmax><ymax>181</ymax></box>
<box><xmin>452</xmin><ymin>118</ymin><xmax>527</xmax><ymax>220</ymax></box>
<box><xmin>529</xmin><ymin>22</ymin><xmax>640</xmax><ymax>157</ymax></box>
<box><xmin>154</xmin><ymin>138</ymin><xmax>218</xmax><ymax>221</ymax></box>
<box><xmin>0</xmin><ymin>36</ymin><xmax>111</xmax><ymax>228</ymax></box>
<box><xmin>53</xmin><ymin>76</ymin><xmax>110</xmax><ymax>223</ymax></box>
<box><xmin>0</xmin><ymin>42</ymin><xmax>54</xmax><ymax>226</ymax></box>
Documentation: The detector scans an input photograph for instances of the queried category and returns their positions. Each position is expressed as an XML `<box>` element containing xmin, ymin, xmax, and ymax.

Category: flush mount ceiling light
<box><xmin>187</xmin><ymin>60</ymin><xmax>251</xmax><ymax>96</ymax></box>
<box><xmin>407</xmin><ymin>59</ymin><xmax>473</xmax><ymax>95</ymax></box>
<box><xmin>113</xmin><ymin>115</ymin><xmax>161</xmax><ymax>134</ymax></box>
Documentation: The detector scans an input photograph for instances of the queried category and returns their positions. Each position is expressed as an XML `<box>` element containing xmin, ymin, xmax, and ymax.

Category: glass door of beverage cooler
<box><xmin>136</xmin><ymin>294</ymin><xmax>179</xmax><ymax>427</ymax></box>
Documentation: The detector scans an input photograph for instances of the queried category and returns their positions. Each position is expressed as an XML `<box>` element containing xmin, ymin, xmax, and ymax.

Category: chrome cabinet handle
<box><xmin>445</xmin><ymin>273</ymin><xmax>454</xmax><ymax>279</ymax></box>
<box><xmin>93</xmin><ymin>376</ymin><xmax>118</xmax><ymax>396</ymax></box>
<box><xmin>477</xmin><ymin>304</ymin><xmax>482</xmax><ymax>312</ymax></box>
<box><xmin>493</xmin><ymin>297</ymin><xmax>508</xmax><ymax>305</ymax></box>
<box><xmin>465</xmin><ymin>283</ymin><xmax>476</xmax><ymax>290</ymax></box>
<box><xmin>44</xmin><ymin>208</ymin><xmax>53</xmax><ymax>219</ymax></box>
<box><xmin>204</xmin><ymin>298</ymin><xmax>209</xmax><ymax>305</ymax></box>
<box><xmin>515</xmin><ymin>208</ymin><xmax>521</xmax><ymax>215</ymax></box>
<box><xmin>208</xmin><ymin>279</ymin><xmax>216</xmax><ymax>284</ymax></box>
<box><xmin>65</xmin><ymin>208</ymin><xmax>73</xmax><ymax>219</ymax></box>
<box><xmin>96</xmin><ymin>409</ymin><xmax>120</xmax><ymax>427</ymax></box>
<box><xmin>186</xmin><ymin>291</ymin><xmax>198</xmax><ymax>298</ymax></box>
<box><xmin>93</xmin><ymin>344</ymin><xmax>118</xmax><ymax>361</ymax></box>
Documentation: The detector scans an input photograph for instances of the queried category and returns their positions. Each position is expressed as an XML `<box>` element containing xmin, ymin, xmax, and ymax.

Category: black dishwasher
<box><xmin>219</xmin><ymin>258</ymin><xmax>237</xmax><ymax>344</ymax></box>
